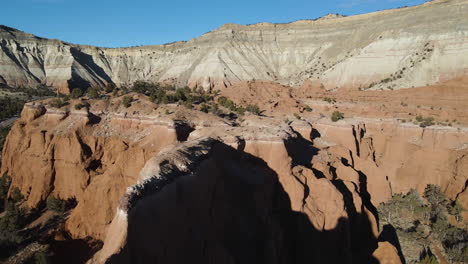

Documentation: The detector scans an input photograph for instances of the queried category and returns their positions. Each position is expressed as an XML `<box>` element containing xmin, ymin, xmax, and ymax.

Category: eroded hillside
<box><xmin>1</xmin><ymin>0</ymin><xmax>468</xmax><ymax>93</ymax></box>
<box><xmin>0</xmin><ymin>85</ymin><xmax>466</xmax><ymax>262</ymax></box>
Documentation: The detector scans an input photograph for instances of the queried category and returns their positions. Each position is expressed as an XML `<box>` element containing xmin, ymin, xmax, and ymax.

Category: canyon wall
<box><xmin>1</xmin><ymin>96</ymin><xmax>466</xmax><ymax>263</ymax></box>
<box><xmin>1</xmin><ymin>0</ymin><xmax>468</xmax><ymax>93</ymax></box>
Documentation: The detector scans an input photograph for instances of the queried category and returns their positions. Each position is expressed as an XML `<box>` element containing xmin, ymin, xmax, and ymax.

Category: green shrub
<box><xmin>420</xmin><ymin>117</ymin><xmax>435</xmax><ymax>128</ymax></box>
<box><xmin>448</xmin><ymin>202</ymin><xmax>464</xmax><ymax>222</ymax></box>
<box><xmin>10</xmin><ymin>187</ymin><xmax>23</xmax><ymax>203</ymax></box>
<box><xmin>122</xmin><ymin>96</ymin><xmax>132</xmax><ymax>108</ymax></box>
<box><xmin>423</xmin><ymin>184</ymin><xmax>447</xmax><ymax>207</ymax></box>
<box><xmin>209</xmin><ymin>104</ymin><xmax>222</xmax><ymax>116</ymax></box>
<box><xmin>46</xmin><ymin>195</ymin><xmax>67</xmax><ymax>213</ymax></box>
<box><xmin>0</xmin><ymin>175</ymin><xmax>12</xmax><ymax>212</ymax></box>
<box><xmin>418</xmin><ymin>254</ymin><xmax>439</xmax><ymax>264</ymax></box>
<box><xmin>105</xmin><ymin>83</ymin><xmax>116</xmax><ymax>93</ymax></box>
<box><xmin>0</xmin><ymin>201</ymin><xmax>27</xmax><ymax>232</ymax></box>
<box><xmin>175</xmin><ymin>87</ymin><xmax>191</xmax><ymax>102</ymax></box>
<box><xmin>331</xmin><ymin>111</ymin><xmax>344</xmax><ymax>122</ymax></box>
<box><xmin>236</xmin><ymin>107</ymin><xmax>246</xmax><ymax>116</ymax></box>
<box><xmin>87</xmin><ymin>88</ymin><xmax>99</xmax><ymax>99</ymax></box>
<box><xmin>49</xmin><ymin>98</ymin><xmax>66</xmax><ymax>108</ymax></box>
<box><xmin>74</xmin><ymin>103</ymin><xmax>84</xmax><ymax>110</ymax></box>
<box><xmin>0</xmin><ymin>98</ymin><xmax>26</xmax><ymax>121</ymax></box>
<box><xmin>200</xmin><ymin>103</ymin><xmax>209</xmax><ymax>113</ymax></box>
<box><xmin>70</xmin><ymin>88</ymin><xmax>83</xmax><ymax>99</ymax></box>
<box><xmin>323</xmin><ymin>97</ymin><xmax>336</xmax><ymax>103</ymax></box>
<box><xmin>217</xmin><ymin>96</ymin><xmax>227</xmax><ymax>106</ymax></box>
<box><xmin>246</xmin><ymin>104</ymin><xmax>261</xmax><ymax>115</ymax></box>
<box><xmin>34</xmin><ymin>251</ymin><xmax>50</xmax><ymax>264</ymax></box>
<box><xmin>149</xmin><ymin>89</ymin><xmax>167</xmax><ymax>104</ymax></box>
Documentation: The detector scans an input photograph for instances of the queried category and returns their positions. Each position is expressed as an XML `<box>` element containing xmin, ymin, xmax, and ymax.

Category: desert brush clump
<box><xmin>331</xmin><ymin>111</ymin><xmax>344</xmax><ymax>122</ymax></box>
<box><xmin>378</xmin><ymin>185</ymin><xmax>467</xmax><ymax>263</ymax></box>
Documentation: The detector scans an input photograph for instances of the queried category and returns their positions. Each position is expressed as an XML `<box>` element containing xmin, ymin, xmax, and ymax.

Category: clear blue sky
<box><xmin>2</xmin><ymin>0</ymin><xmax>427</xmax><ymax>48</ymax></box>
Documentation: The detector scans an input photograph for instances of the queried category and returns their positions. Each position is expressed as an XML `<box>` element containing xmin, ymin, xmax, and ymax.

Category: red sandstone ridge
<box><xmin>0</xmin><ymin>1</ymin><xmax>467</xmax><ymax>262</ymax></box>
<box><xmin>0</xmin><ymin>89</ymin><xmax>466</xmax><ymax>263</ymax></box>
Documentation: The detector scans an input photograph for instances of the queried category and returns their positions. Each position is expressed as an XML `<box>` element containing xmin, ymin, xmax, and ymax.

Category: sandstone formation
<box><xmin>1</xmin><ymin>0</ymin><xmax>468</xmax><ymax>93</ymax></box>
<box><xmin>1</xmin><ymin>91</ymin><xmax>467</xmax><ymax>262</ymax></box>
<box><xmin>1</xmin><ymin>1</ymin><xmax>467</xmax><ymax>263</ymax></box>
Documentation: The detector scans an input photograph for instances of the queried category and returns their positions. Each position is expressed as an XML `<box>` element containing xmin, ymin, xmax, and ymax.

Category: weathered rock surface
<box><xmin>2</xmin><ymin>93</ymin><xmax>466</xmax><ymax>263</ymax></box>
<box><xmin>1</xmin><ymin>0</ymin><xmax>468</xmax><ymax>92</ymax></box>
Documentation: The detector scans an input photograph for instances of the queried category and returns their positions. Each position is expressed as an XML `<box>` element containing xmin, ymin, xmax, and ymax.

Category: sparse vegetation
<box><xmin>303</xmin><ymin>105</ymin><xmax>312</xmax><ymax>112</ymax></box>
<box><xmin>378</xmin><ymin>185</ymin><xmax>467</xmax><ymax>263</ymax></box>
<box><xmin>331</xmin><ymin>111</ymin><xmax>344</xmax><ymax>122</ymax></box>
<box><xmin>70</xmin><ymin>88</ymin><xmax>83</xmax><ymax>99</ymax></box>
<box><xmin>323</xmin><ymin>97</ymin><xmax>336</xmax><ymax>103</ymax></box>
<box><xmin>48</xmin><ymin>98</ymin><xmax>66</xmax><ymax>108</ymax></box>
<box><xmin>246</xmin><ymin>104</ymin><xmax>261</xmax><ymax>115</ymax></box>
<box><xmin>87</xmin><ymin>87</ymin><xmax>99</xmax><ymax>99</ymax></box>
<box><xmin>0</xmin><ymin>98</ymin><xmax>26</xmax><ymax>121</ymax></box>
<box><xmin>105</xmin><ymin>83</ymin><xmax>116</xmax><ymax>93</ymax></box>
<box><xmin>0</xmin><ymin>175</ymin><xmax>12</xmax><ymax>212</ymax></box>
<box><xmin>415</xmin><ymin>115</ymin><xmax>435</xmax><ymax>128</ymax></box>
<box><xmin>46</xmin><ymin>195</ymin><xmax>68</xmax><ymax>213</ymax></box>
<box><xmin>122</xmin><ymin>96</ymin><xmax>133</xmax><ymax>108</ymax></box>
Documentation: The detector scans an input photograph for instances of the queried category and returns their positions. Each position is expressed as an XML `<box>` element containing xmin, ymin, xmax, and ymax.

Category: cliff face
<box><xmin>1</xmin><ymin>0</ymin><xmax>468</xmax><ymax>93</ymax></box>
<box><xmin>1</xmin><ymin>95</ymin><xmax>466</xmax><ymax>263</ymax></box>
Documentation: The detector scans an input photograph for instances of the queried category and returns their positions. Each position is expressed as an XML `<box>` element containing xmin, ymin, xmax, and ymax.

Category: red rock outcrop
<box><xmin>3</xmin><ymin>93</ymin><xmax>467</xmax><ymax>263</ymax></box>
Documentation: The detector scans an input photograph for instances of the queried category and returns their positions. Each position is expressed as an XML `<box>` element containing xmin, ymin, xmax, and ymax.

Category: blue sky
<box><xmin>2</xmin><ymin>0</ymin><xmax>427</xmax><ymax>48</ymax></box>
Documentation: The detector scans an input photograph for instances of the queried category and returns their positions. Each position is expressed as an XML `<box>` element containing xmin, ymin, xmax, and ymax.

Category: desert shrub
<box><xmin>246</xmin><ymin>104</ymin><xmax>261</xmax><ymax>115</ymax></box>
<box><xmin>70</xmin><ymin>88</ymin><xmax>83</xmax><ymax>99</ymax></box>
<box><xmin>379</xmin><ymin>185</ymin><xmax>467</xmax><ymax>263</ymax></box>
<box><xmin>149</xmin><ymin>89</ymin><xmax>167</xmax><ymax>104</ymax></box>
<box><xmin>303</xmin><ymin>105</ymin><xmax>312</xmax><ymax>112</ymax></box>
<box><xmin>0</xmin><ymin>201</ymin><xmax>27</xmax><ymax>232</ymax></box>
<box><xmin>48</xmin><ymin>98</ymin><xmax>66</xmax><ymax>108</ymax></box>
<box><xmin>415</xmin><ymin>116</ymin><xmax>435</xmax><ymax>127</ymax></box>
<box><xmin>418</xmin><ymin>254</ymin><xmax>439</xmax><ymax>264</ymax></box>
<box><xmin>217</xmin><ymin>96</ymin><xmax>227</xmax><ymax>106</ymax></box>
<box><xmin>112</xmin><ymin>88</ymin><xmax>119</xmax><ymax>97</ymax></box>
<box><xmin>74</xmin><ymin>103</ymin><xmax>84</xmax><ymax>110</ymax></box>
<box><xmin>10</xmin><ymin>187</ymin><xmax>24</xmax><ymax>203</ymax></box>
<box><xmin>0</xmin><ymin>125</ymin><xmax>12</xmax><ymax>161</ymax></box>
<box><xmin>46</xmin><ymin>195</ymin><xmax>67</xmax><ymax>213</ymax></box>
<box><xmin>323</xmin><ymin>97</ymin><xmax>336</xmax><ymax>103</ymax></box>
<box><xmin>331</xmin><ymin>111</ymin><xmax>344</xmax><ymax>122</ymax></box>
<box><xmin>162</xmin><ymin>94</ymin><xmax>177</xmax><ymax>104</ymax></box>
<box><xmin>122</xmin><ymin>96</ymin><xmax>132</xmax><ymax>108</ymax></box>
<box><xmin>175</xmin><ymin>87</ymin><xmax>191</xmax><ymax>102</ymax></box>
<box><xmin>423</xmin><ymin>184</ymin><xmax>447</xmax><ymax>208</ymax></box>
<box><xmin>200</xmin><ymin>103</ymin><xmax>209</xmax><ymax>113</ymax></box>
<box><xmin>0</xmin><ymin>175</ymin><xmax>12</xmax><ymax>212</ymax></box>
<box><xmin>105</xmin><ymin>83</ymin><xmax>116</xmax><ymax>93</ymax></box>
<box><xmin>448</xmin><ymin>202</ymin><xmax>464</xmax><ymax>222</ymax></box>
<box><xmin>87</xmin><ymin>88</ymin><xmax>99</xmax><ymax>99</ymax></box>
<box><xmin>34</xmin><ymin>251</ymin><xmax>50</xmax><ymax>264</ymax></box>
<box><xmin>420</xmin><ymin>117</ymin><xmax>434</xmax><ymax>128</ymax></box>
<box><xmin>209</xmin><ymin>104</ymin><xmax>223</xmax><ymax>116</ymax></box>
<box><xmin>132</xmin><ymin>81</ymin><xmax>160</xmax><ymax>94</ymax></box>
<box><xmin>0</xmin><ymin>98</ymin><xmax>26</xmax><ymax>121</ymax></box>
<box><xmin>236</xmin><ymin>107</ymin><xmax>246</xmax><ymax>116</ymax></box>
<box><xmin>217</xmin><ymin>96</ymin><xmax>237</xmax><ymax>111</ymax></box>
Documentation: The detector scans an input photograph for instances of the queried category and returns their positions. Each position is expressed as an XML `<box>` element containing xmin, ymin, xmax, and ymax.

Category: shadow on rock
<box><xmin>107</xmin><ymin>141</ymin><xmax>380</xmax><ymax>264</ymax></box>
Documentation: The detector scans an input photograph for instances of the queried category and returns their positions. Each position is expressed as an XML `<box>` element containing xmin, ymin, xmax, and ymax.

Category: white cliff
<box><xmin>0</xmin><ymin>0</ymin><xmax>467</xmax><ymax>93</ymax></box>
